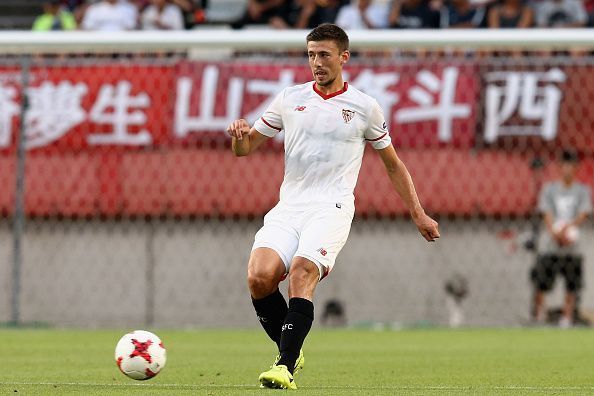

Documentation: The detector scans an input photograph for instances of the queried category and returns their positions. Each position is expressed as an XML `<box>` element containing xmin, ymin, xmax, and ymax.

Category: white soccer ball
<box><xmin>553</xmin><ymin>221</ymin><xmax>579</xmax><ymax>244</ymax></box>
<box><xmin>115</xmin><ymin>330</ymin><xmax>167</xmax><ymax>380</ymax></box>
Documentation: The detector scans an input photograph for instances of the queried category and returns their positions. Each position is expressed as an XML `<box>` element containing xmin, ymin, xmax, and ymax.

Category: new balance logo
<box><xmin>342</xmin><ymin>109</ymin><xmax>355</xmax><ymax>123</ymax></box>
<box><xmin>282</xmin><ymin>323</ymin><xmax>293</xmax><ymax>331</ymax></box>
<box><xmin>317</xmin><ymin>247</ymin><xmax>327</xmax><ymax>256</ymax></box>
<box><xmin>294</xmin><ymin>106</ymin><xmax>306</xmax><ymax>111</ymax></box>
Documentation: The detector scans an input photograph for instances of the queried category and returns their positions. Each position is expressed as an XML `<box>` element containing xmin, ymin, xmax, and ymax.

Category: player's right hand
<box><xmin>227</xmin><ymin>119</ymin><xmax>250</xmax><ymax>141</ymax></box>
<box><xmin>413</xmin><ymin>213</ymin><xmax>440</xmax><ymax>242</ymax></box>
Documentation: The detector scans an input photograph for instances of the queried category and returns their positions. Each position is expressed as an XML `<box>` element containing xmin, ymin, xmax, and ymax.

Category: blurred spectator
<box><xmin>231</xmin><ymin>0</ymin><xmax>286</xmax><ymax>29</ymax></box>
<box><xmin>315</xmin><ymin>0</ymin><xmax>349</xmax><ymax>23</ymax></box>
<box><xmin>81</xmin><ymin>0</ymin><xmax>138</xmax><ymax>30</ymax></box>
<box><xmin>335</xmin><ymin>0</ymin><xmax>390</xmax><ymax>29</ymax></box>
<box><xmin>270</xmin><ymin>0</ymin><xmax>320</xmax><ymax>28</ymax></box>
<box><xmin>585</xmin><ymin>0</ymin><xmax>594</xmax><ymax>26</ymax></box>
<box><xmin>534</xmin><ymin>0</ymin><xmax>587</xmax><ymax>27</ymax></box>
<box><xmin>141</xmin><ymin>0</ymin><xmax>184</xmax><ymax>29</ymax></box>
<box><xmin>121</xmin><ymin>0</ymin><xmax>141</xmax><ymax>25</ymax></box>
<box><xmin>440</xmin><ymin>0</ymin><xmax>486</xmax><ymax>27</ymax></box>
<box><xmin>388</xmin><ymin>0</ymin><xmax>440</xmax><ymax>28</ymax></box>
<box><xmin>61</xmin><ymin>0</ymin><xmax>88</xmax><ymax>25</ymax></box>
<box><xmin>32</xmin><ymin>0</ymin><xmax>77</xmax><ymax>30</ymax></box>
<box><xmin>487</xmin><ymin>0</ymin><xmax>533</xmax><ymax>27</ymax></box>
<box><xmin>169</xmin><ymin>0</ymin><xmax>198</xmax><ymax>28</ymax></box>
<box><xmin>63</xmin><ymin>0</ymin><xmax>86</xmax><ymax>12</ymax></box>
<box><xmin>530</xmin><ymin>150</ymin><xmax>592</xmax><ymax>328</ymax></box>
<box><xmin>194</xmin><ymin>0</ymin><xmax>209</xmax><ymax>25</ymax></box>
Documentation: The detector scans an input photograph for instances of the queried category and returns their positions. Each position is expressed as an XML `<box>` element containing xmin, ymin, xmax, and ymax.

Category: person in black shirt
<box><xmin>232</xmin><ymin>0</ymin><xmax>286</xmax><ymax>29</ymax></box>
<box><xmin>316</xmin><ymin>0</ymin><xmax>349</xmax><ymax>23</ymax></box>
<box><xmin>270</xmin><ymin>0</ymin><xmax>320</xmax><ymax>28</ymax></box>
<box><xmin>389</xmin><ymin>0</ymin><xmax>440</xmax><ymax>28</ymax></box>
<box><xmin>487</xmin><ymin>0</ymin><xmax>533</xmax><ymax>27</ymax></box>
<box><xmin>440</xmin><ymin>0</ymin><xmax>486</xmax><ymax>27</ymax></box>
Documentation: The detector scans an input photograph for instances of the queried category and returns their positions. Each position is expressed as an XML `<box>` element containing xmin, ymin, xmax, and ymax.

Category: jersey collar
<box><xmin>313</xmin><ymin>82</ymin><xmax>348</xmax><ymax>100</ymax></box>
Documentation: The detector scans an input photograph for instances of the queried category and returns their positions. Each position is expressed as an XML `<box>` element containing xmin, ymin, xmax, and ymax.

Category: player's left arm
<box><xmin>377</xmin><ymin>145</ymin><xmax>440</xmax><ymax>242</ymax></box>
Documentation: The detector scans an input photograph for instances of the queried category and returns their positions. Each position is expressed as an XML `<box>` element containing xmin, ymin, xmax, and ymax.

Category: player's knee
<box><xmin>247</xmin><ymin>269</ymin><xmax>278</xmax><ymax>298</ymax></box>
<box><xmin>288</xmin><ymin>260</ymin><xmax>320</xmax><ymax>285</ymax></box>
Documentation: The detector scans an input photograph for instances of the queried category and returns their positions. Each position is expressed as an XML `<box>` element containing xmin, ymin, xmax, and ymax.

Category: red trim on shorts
<box><xmin>261</xmin><ymin>117</ymin><xmax>281</xmax><ymax>131</ymax></box>
<box><xmin>320</xmin><ymin>266</ymin><xmax>330</xmax><ymax>281</ymax></box>
<box><xmin>365</xmin><ymin>132</ymin><xmax>388</xmax><ymax>142</ymax></box>
<box><xmin>313</xmin><ymin>82</ymin><xmax>348</xmax><ymax>100</ymax></box>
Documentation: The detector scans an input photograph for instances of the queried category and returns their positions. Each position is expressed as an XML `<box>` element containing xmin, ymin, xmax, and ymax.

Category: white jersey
<box><xmin>82</xmin><ymin>1</ymin><xmax>137</xmax><ymax>31</ymax></box>
<box><xmin>253</xmin><ymin>81</ymin><xmax>391</xmax><ymax>206</ymax></box>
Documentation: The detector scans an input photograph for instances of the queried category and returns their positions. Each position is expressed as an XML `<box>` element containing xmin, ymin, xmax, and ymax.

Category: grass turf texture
<box><xmin>1</xmin><ymin>328</ymin><xmax>593</xmax><ymax>395</ymax></box>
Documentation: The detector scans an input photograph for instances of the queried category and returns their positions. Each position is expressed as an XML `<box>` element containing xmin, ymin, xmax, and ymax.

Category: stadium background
<box><xmin>0</xmin><ymin>0</ymin><xmax>593</xmax><ymax>330</ymax></box>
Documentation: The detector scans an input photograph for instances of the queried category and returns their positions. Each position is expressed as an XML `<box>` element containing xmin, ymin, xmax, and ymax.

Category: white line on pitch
<box><xmin>1</xmin><ymin>382</ymin><xmax>593</xmax><ymax>391</ymax></box>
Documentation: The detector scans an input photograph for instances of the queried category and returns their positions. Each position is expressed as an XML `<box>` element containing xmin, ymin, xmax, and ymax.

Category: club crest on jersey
<box><xmin>317</xmin><ymin>247</ymin><xmax>328</xmax><ymax>256</ymax></box>
<box><xmin>342</xmin><ymin>109</ymin><xmax>355</xmax><ymax>123</ymax></box>
<box><xmin>294</xmin><ymin>105</ymin><xmax>306</xmax><ymax>112</ymax></box>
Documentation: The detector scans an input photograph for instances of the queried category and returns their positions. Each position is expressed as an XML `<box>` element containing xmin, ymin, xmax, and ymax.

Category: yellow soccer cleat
<box><xmin>259</xmin><ymin>365</ymin><xmax>297</xmax><ymax>390</ymax></box>
<box><xmin>272</xmin><ymin>349</ymin><xmax>305</xmax><ymax>376</ymax></box>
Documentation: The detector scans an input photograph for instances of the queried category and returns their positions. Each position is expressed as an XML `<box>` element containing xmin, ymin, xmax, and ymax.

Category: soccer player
<box><xmin>227</xmin><ymin>23</ymin><xmax>439</xmax><ymax>389</ymax></box>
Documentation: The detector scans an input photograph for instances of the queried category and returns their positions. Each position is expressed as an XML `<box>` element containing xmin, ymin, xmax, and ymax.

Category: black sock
<box><xmin>278</xmin><ymin>298</ymin><xmax>314</xmax><ymax>373</ymax></box>
<box><xmin>252</xmin><ymin>289</ymin><xmax>288</xmax><ymax>349</ymax></box>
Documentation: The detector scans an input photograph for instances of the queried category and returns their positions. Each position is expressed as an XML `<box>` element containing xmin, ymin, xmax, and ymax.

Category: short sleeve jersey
<box><xmin>253</xmin><ymin>81</ymin><xmax>392</xmax><ymax>206</ymax></box>
<box><xmin>537</xmin><ymin>181</ymin><xmax>593</xmax><ymax>254</ymax></box>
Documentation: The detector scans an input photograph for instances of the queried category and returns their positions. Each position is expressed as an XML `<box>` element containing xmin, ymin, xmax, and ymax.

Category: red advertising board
<box><xmin>0</xmin><ymin>59</ymin><xmax>591</xmax><ymax>217</ymax></box>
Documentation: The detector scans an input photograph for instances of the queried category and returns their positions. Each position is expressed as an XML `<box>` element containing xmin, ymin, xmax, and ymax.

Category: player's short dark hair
<box><xmin>561</xmin><ymin>149</ymin><xmax>579</xmax><ymax>163</ymax></box>
<box><xmin>306</xmin><ymin>24</ymin><xmax>349</xmax><ymax>53</ymax></box>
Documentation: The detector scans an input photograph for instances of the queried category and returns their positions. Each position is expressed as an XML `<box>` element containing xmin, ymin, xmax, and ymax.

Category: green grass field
<box><xmin>1</xmin><ymin>328</ymin><xmax>593</xmax><ymax>395</ymax></box>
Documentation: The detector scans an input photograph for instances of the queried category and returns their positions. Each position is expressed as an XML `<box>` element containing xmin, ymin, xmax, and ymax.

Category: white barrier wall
<box><xmin>1</xmin><ymin>219</ymin><xmax>592</xmax><ymax>328</ymax></box>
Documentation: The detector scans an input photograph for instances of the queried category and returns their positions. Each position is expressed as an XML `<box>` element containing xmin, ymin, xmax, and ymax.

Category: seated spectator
<box><xmin>169</xmin><ymin>0</ymin><xmax>198</xmax><ymax>28</ymax></box>
<box><xmin>81</xmin><ymin>0</ymin><xmax>138</xmax><ymax>30</ymax></box>
<box><xmin>535</xmin><ymin>0</ymin><xmax>587</xmax><ymax>27</ymax></box>
<box><xmin>335</xmin><ymin>0</ymin><xmax>390</xmax><ymax>29</ymax></box>
<box><xmin>141</xmin><ymin>0</ymin><xmax>184</xmax><ymax>29</ymax></box>
<box><xmin>231</xmin><ymin>0</ymin><xmax>286</xmax><ymax>29</ymax></box>
<box><xmin>270</xmin><ymin>0</ymin><xmax>320</xmax><ymax>28</ymax></box>
<box><xmin>63</xmin><ymin>0</ymin><xmax>86</xmax><ymax>12</ymax></box>
<box><xmin>440</xmin><ymin>0</ymin><xmax>486</xmax><ymax>27</ymax></box>
<box><xmin>121</xmin><ymin>0</ymin><xmax>141</xmax><ymax>25</ymax></box>
<box><xmin>487</xmin><ymin>0</ymin><xmax>533</xmax><ymax>27</ymax></box>
<box><xmin>585</xmin><ymin>0</ymin><xmax>594</xmax><ymax>26</ymax></box>
<box><xmin>389</xmin><ymin>0</ymin><xmax>440</xmax><ymax>28</ymax></box>
<box><xmin>61</xmin><ymin>0</ymin><xmax>87</xmax><ymax>25</ymax></box>
<box><xmin>32</xmin><ymin>0</ymin><xmax>77</xmax><ymax>30</ymax></box>
<box><xmin>316</xmin><ymin>0</ymin><xmax>349</xmax><ymax>23</ymax></box>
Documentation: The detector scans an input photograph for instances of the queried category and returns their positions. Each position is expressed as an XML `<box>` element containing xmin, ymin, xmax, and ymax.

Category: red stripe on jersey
<box><xmin>365</xmin><ymin>132</ymin><xmax>388</xmax><ymax>142</ymax></box>
<box><xmin>313</xmin><ymin>82</ymin><xmax>348</xmax><ymax>100</ymax></box>
<box><xmin>261</xmin><ymin>117</ymin><xmax>281</xmax><ymax>131</ymax></box>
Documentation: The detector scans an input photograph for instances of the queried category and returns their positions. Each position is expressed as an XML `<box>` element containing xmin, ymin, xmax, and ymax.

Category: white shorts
<box><xmin>252</xmin><ymin>201</ymin><xmax>355</xmax><ymax>280</ymax></box>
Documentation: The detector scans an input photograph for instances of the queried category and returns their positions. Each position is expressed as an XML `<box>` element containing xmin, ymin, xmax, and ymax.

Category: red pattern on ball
<box><xmin>130</xmin><ymin>339</ymin><xmax>153</xmax><ymax>363</ymax></box>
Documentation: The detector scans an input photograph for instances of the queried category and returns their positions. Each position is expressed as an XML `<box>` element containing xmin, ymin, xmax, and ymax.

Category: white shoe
<box><xmin>559</xmin><ymin>316</ymin><xmax>572</xmax><ymax>329</ymax></box>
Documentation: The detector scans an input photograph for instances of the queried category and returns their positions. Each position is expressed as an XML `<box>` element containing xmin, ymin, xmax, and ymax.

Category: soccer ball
<box><xmin>115</xmin><ymin>330</ymin><xmax>167</xmax><ymax>380</ymax></box>
<box><xmin>553</xmin><ymin>220</ymin><xmax>579</xmax><ymax>244</ymax></box>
